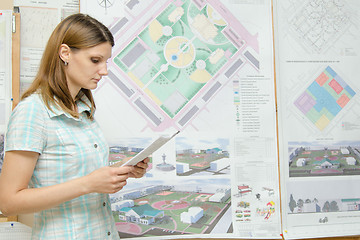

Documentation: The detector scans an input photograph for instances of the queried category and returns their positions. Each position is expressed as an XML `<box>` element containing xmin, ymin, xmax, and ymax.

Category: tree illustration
<box><xmin>297</xmin><ymin>198</ymin><xmax>304</xmax><ymax>209</ymax></box>
<box><xmin>322</xmin><ymin>201</ymin><xmax>330</xmax><ymax>212</ymax></box>
<box><xmin>289</xmin><ymin>194</ymin><xmax>297</xmax><ymax>213</ymax></box>
<box><xmin>329</xmin><ymin>201</ymin><xmax>339</xmax><ymax>212</ymax></box>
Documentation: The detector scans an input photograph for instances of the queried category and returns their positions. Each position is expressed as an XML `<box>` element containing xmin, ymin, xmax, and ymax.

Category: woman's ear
<box><xmin>59</xmin><ymin>44</ymin><xmax>71</xmax><ymax>64</ymax></box>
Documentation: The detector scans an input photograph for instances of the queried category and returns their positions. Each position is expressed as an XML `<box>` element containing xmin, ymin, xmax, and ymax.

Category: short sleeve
<box><xmin>5</xmin><ymin>96</ymin><xmax>47</xmax><ymax>154</ymax></box>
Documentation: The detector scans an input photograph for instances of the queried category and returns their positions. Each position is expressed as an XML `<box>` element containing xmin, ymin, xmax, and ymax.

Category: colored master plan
<box><xmin>99</xmin><ymin>0</ymin><xmax>259</xmax><ymax>132</ymax></box>
<box><xmin>294</xmin><ymin>66</ymin><xmax>356</xmax><ymax>131</ymax></box>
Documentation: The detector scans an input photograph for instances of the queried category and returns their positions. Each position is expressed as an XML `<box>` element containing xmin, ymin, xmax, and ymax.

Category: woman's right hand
<box><xmin>0</xmin><ymin>151</ymin><xmax>135</xmax><ymax>216</ymax></box>
<box><xmin>85</xmin><ymin>165</ymin><xmax>134</xmax><ymax>194</ymax></box>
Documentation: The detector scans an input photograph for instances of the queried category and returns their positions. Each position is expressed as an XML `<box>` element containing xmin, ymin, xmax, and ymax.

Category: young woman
<box><xmin>0</xmin><ymin>13</ymin><xmax>148</xmax><ymax>239</ymax></box>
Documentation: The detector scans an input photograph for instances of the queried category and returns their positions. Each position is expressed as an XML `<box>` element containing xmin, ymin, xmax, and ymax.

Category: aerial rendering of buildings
<box><xmin>180</xmin><ymin>207</ymin><xmax>204</xmax><ymax>224</ymax></box>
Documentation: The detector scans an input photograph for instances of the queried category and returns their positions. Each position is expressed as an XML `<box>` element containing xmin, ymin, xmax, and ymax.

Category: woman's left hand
<box><xmin>129</xmin><ymin>157</ymin><xmax>149</xmax><ymax>178</ymax></box>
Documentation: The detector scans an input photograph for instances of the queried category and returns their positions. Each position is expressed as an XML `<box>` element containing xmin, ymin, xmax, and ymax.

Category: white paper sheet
<box><xmin>111</xmin><ymin>131</ymin><xmax>180</xmax><ymax>167</ymax></box>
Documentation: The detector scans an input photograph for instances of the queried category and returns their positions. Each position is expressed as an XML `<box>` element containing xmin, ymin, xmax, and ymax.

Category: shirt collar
<box><xmin>46</xmin><ymin>94</ymin><xmax>92</xmax><ymax>121</ymax></box>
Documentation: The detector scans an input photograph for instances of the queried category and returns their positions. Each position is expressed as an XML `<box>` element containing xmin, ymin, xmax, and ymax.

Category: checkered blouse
<box><xmin>5</xmin><ymin>94</ymin><xmax>119</xmax><ymax>239</ymax></box>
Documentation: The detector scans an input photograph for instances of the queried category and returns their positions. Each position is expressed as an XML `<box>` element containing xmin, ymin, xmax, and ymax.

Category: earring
<box><xmin>64</xmin><ymin>61</ymin><xmax>68</xmax><ymax>66</ymax></box>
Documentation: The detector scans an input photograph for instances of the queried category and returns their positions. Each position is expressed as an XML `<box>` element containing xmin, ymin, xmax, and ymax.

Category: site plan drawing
<box><xmin>81</xmin><ymin>0</ymin><xmax>280</xmax><ymax>239</ymax></box>
<box><xmin>91</xmin><ymin>0</ymin><xmax>259</xmax><ymax>132</ymax></box>
<box><xmin>275</xmin><ymin>0</ymin><xmax>360</xmax><ymax>238</ymax></box>
<box><xmin>294</xmin><ymin>66</ymin><xmax>356</xmax><ymax>131</ymax></box>
<box><xmin>288</xmin><ymin>0</ymin><xmax>352</xmax><ymax>54</ymax></box>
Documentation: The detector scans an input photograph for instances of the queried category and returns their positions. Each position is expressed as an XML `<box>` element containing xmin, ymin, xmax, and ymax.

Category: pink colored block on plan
<box><xmin>329</xmin><ymin>79</ymin><xmax>343</xmax><ymax>94</ymax></box>
<box><xmin>337</xmin><ymin>94</ymin><xmax>350</xmax><ymax>108</ymax></box>
<box><xmin>316</xmin><ymin>72</ymin><xmax>329</xmax><ymax>86</ymax></box>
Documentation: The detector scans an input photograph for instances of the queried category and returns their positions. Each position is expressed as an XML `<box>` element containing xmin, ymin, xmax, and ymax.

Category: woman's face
<box><xmin>64</xmin><ymin>42</ymin><xmax>112</xmax><ymax>99</ymax></box>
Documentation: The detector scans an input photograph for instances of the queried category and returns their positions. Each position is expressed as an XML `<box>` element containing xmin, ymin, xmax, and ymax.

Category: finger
<box><xmin>112</xmin><ymin>178</ymin><xmax>127</xmax><ymax>189</ymax></box>
<box><xmin>135</xmin><ymin>162</ymin><xmax>146</xmax><ymax>169</ymax></box>
<box><xmin>117</xmin><ymin>179</ymin><xmax>127</xmax><ymax>188</ymax></box>
<box><xmin>114</xmin><ymin>166</ymin><xmax>134</xmax><ymax>175</ymax></box>
<box><xmin>109</xmin><ymin>172</ymin><xmax>128</xmax><ymax>183</ymax></box>
<box><xmin>128</xmin><ymin>170</ymin><xmax>140</xmax><ymax>178</ymax></box>
<box><xmin>131</xmin><ymin>168</ymin><xmax>146</xmax><ymax>178</ymax></box>
<box><xmin>112</xmin><ymin>181</ymin><xmax>127</xmax><ymax>193</ymax></box>
<box><xmin>134</xmin><ymin>165</ymin><xmax>146</xmax><ymax>173</ymax></box>
<box><xmin>128</xmin><ymin>172</ymin><xmax>139</xmax><ymax>178</ymax></box>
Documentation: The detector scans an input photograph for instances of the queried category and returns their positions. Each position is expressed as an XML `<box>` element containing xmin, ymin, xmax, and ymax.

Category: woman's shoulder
<box><xmin>13</xmin><ymin>94</ymin><xmax>47</xmax><ymax>116</ymax></box>
<box><xmin>20</xmin><ymin>93</ymin><xmax>43</xmax><ymax>104</ymax></box>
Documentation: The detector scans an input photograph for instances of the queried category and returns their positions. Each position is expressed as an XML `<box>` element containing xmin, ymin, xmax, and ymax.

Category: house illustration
<box><xmin>316</xmin><ymin>158</ymin><xmax>340</xmax><ymax>169</ymax></box>
<box><xmin>296</xmin><ymin>158</ymin><xmax>307</xmax><ymax>167</ymax></box>
<box><xmin>119</xmin><ymin>204</ymin><xmax>164</xmax><ymax>225</ymax></box>
<box><xmin>180</xmin><ymin>207</ymin><xmax>204</xmax><ymax>224</ymax></box>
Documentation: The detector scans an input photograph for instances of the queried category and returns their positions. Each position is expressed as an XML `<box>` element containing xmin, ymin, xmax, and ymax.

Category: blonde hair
<box><xmin>21</xmin><ymin>13</ymin><xmax>114</xmax><ymax>120</ymax></box>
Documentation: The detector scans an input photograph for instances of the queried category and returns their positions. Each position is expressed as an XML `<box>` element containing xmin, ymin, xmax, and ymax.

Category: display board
<box><xmin>1</xmin><ymin>0</ymin><xmax>360</xmax><ymax>240</ymax></box>
<box><xmin>13</xmin><ymin>0</ymin><xmax>79</xmax><ymax>94</ymax></box>
<box><xmin>274</xmin><ymin>0</ymin><xmax>360</xmax><ymax>239</ymax></box>
<box><xmin>0</xmin><ymin>8</ymin><xmax>18</xmax><ymax>223</ymax></box>
<box><xmin>81</xmin><ymin>0</ymin><xmax>279</xmax><ymax>239</ymax></box>
<box><xmin>0</xmin><ymin>10</ymin><xmax>13</xmax><ymax>188</ymax></box>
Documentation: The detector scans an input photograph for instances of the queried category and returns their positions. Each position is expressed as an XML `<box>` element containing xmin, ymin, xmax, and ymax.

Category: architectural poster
<box><xmin>0</xmin><ymin>10</ymin><xmax>12</xmax><ymax>175</ymax></box>
<box><xmin>274</xmin><ymin>0</ymin><xmax>360</xmax><ymax>239</ymax></box>
<box><xmin>81</xmin><ymin>0</ymin><xmax>280</xmax><ymax>239</ymax></box>
<box><xmin>13</xmin><ymin>0</ymin><xmax>79</xmax><ymax>93</ymax></box>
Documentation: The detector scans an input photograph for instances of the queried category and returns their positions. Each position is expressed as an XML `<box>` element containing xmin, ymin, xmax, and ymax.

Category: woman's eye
<box><xmin>91</xmin><ymin>58</ymin><xmax>99</xmax><ymax>63</ymax></box>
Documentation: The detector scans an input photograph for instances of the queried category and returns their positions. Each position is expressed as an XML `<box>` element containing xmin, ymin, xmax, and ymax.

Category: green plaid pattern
<box><xmin>5</xmin><ymin>94</ymin><xmax>119</xmax><ymax>240</ymax></box>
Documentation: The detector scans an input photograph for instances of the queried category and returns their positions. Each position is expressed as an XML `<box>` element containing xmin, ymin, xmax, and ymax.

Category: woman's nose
<box><xmin>99</xmin><ymin>62</ymin><xmax>108</xmax><ymax>76</ymax></box>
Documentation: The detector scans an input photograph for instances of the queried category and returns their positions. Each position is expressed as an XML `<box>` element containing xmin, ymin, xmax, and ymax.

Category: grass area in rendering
<box><xmin>113</xmin><ymin>190</ymin><xmax>230</xmax><ymax>236</ymax></box>
<box><xmin>289</xmin><ymin>148</ymin><xmax>360</xmax><ymax>177</ymax></box>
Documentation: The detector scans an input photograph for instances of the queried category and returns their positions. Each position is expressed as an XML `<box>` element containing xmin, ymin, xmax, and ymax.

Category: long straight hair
<box><xmin>21</xmin><ymin>13</ymin><xmax>114</xmax><ymax>120</ymax></box>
